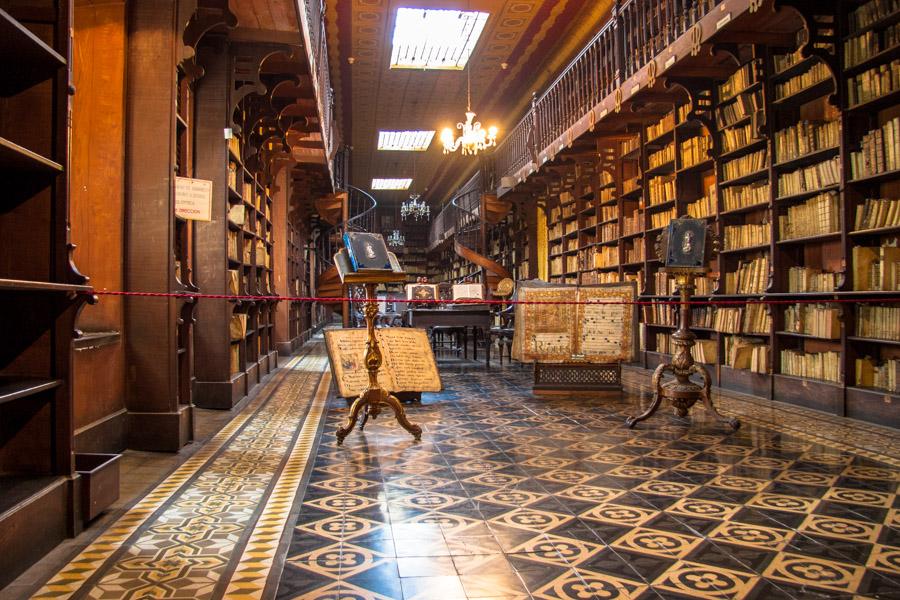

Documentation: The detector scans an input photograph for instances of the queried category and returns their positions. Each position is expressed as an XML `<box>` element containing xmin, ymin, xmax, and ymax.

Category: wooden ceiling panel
<box><xmin>326</xmin><ymin>0</ymin><xmax>612</xmax><ymax>207</ymax></box>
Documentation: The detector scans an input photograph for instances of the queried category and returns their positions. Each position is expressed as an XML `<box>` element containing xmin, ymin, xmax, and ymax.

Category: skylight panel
<box><xmin>391</xmin><ymin>8</ymin><xmax>489</xmax><ymax>70</ymax></box>
<box><xmin>377</xmin><ymin>130</ymin><xmax>436</xmax><ymax>151</ymax></box>
<box><xmin>371</xmin><ymin>178</ymin><xmax>413</xmax><ymax>190</ymax></box>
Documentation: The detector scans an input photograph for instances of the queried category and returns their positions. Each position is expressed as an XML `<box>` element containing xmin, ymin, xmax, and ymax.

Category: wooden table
<box><xmin>406</xmin><ymin>307</ymin><xmax>493</xmax><ymax>368</ymax></box>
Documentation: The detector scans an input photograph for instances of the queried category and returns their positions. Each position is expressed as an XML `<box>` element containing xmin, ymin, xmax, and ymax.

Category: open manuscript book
<box><xmin>324</xmin><ymin>328</ymin><xmax>442</xmax><ymax>398</ymax></box>
<box><xmin>511</xmin><ymin>281</ymin><xmax>638</xmax><ymax>363</ymax></box>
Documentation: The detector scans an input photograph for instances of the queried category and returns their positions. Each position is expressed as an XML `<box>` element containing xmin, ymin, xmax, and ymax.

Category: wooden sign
<box><xmin>324</xmin><ymin>328</ymin><xmax>442</xmax><ymax>398</ymax></box>
<box><xmin>175</xmin><ymin>176</ymin><xmax>213</xmax><ymax>221</ymax></box>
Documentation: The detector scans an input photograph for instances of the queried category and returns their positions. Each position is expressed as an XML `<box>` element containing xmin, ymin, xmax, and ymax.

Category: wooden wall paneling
<box><xmin>123</xmin><ymin>0</ymin><xmax>191</xmax><ymax>450</ymax></box>
<box><xmin>71</xmin><ymin>0</ymin><xmax>127</xmax><ymax>453</ymax></box>
<box><xmin>193</xmin><ymin>36</ymin><xmax>247</xmax><ymax>409</ymax></box>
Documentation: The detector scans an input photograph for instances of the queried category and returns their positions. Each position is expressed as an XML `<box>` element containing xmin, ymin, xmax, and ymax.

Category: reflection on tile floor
<box><xmin>277</xmin><ymin>364</ymin><xmax>900</xmax><ymax>600</ymax></box>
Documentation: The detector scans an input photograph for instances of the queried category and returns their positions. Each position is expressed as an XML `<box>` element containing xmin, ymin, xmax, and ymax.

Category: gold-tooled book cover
<box><xmin>512</xmin><ymin>282</ymin><xmax>636</xmax><ymax>363</ymax></box>
<box><xmin>324</xmin><ymin>328</ymin><xmax>442</xmax><ymax>398</ymax></box>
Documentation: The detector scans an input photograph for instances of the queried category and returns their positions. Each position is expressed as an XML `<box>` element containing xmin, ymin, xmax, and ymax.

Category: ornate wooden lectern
<box><xmin>626</xmin><ymin>219</ymin><xmax>740</xmax><ymax>430</ymax></box>
<box><xmin>333</xmin><ymin>263</ymin><xmax>422</xmax><ymax>445</ymax></box>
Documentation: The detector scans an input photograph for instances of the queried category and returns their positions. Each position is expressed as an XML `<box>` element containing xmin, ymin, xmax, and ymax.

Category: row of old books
<box><xmin>775</xmin><ymin>62</ymin><xmax>832</xmax><ymax>100</ymax></box>
<box><xmin>600</xmin><ymin>221</ymin><xmax>617</xmax><ymax>242</ymax></box>
<box><xmin>856</xmin><ymin>356</ymin><xmax>900</xmax><ymax>392</ymax></box>
<box><xmin>844</xmin><ymin>23</ymin><xmax>900</xmax><ymax>69</ymax></box>
<box><xmin>778</xmin><ymin>191</ymin><xmax>841</xmax><ymax>240</ymax></box>
<box><xmin>713</xmin><ymin>307</ymin><xmax>743</xmax><ymax>333</ymax></box>
<box><xmin>594</xmin><ymin>246</ymin><xmax>619</xmax><ymax>268</ymax></box>
<box><xmin>773</xmin><ymin>47</ymin><xmax>804</xmax><ymax>75</ymax></box>
<box><xmin>847</xmin><ymin>59</ymin><xmax>900</xmax><ymax>107</ymax></box>
<box><xmin>651</xmin><ymin>208</ymin><xmax>676</xmax><ymax>230</ymax></box>
<box><xmin>721</xmin><ymin>122</ymin><xmax>756</xmax><ymax>154</ymax></box>
<box><xmin>722</xmin><ymin>148</ymin><xmax>767</xmax><ymax>181</ymax></box>
<box><xmin>849</xmin><ymin>117</ymin><xmax>900</xmax><ymax>179</ymax></box>
<box><xmin>723</xmin><ymin>222</ymin><xmax>771</xmax><ymax>250</ymax></box>
<box><xmin>780</xmin><ymin>349</ymin><xmax>842</xmax><ymax>383</ymax></box>
<box><xmin>602</xmin><ymin>205</ymin><xmax>618</xmax><ymax>221</ymax></box>
<box><xmin>687</xmin><ymin>186</ymin><xmax>717</xmax><ymax>218</ymax></box>
<box><xmin>784</xmin><ymin>303</ymin><xmax>841</xmax><ymax>338</ymax></box>
<box><xmin>719</xmin><ymin>60</ymin><xmax>758</xmax><ymax>101</ymax></box>
<box><xmin>744</xmin><ymin>304</ymin><xmax>771</xmax><ymax>333</ymax></box>
<box><xmin>643</xmin><ymin>304</ymin><xmax>676</xmax><ymax>327</ymax></box>
<box><xmin>680</xmin><ymin>135</ymin><xmax>712</xmax><ymax>169</ymax></box>
<box><xmin>653</xmin><ymin>272</ymin><xmax>714</xmax><ymax>296</ymax></box>
<box><xmin>848</xmin><ymin>0</ymin><xmax>900</xmax><ymax>35</ymax></box>
<box><xmin>774</xmin><ymin>119</ymin><xmax>840</xmax><ymax>163</ymax></box>
<box><xmin>646</xmin><ymin>112</ymin><xmax>675</xmax><ymax>141</ymax></box>
<box><xmin>599</xmin><ymin>186</ymin><xmax>615</xmax><ymax>203</ymax></box>
<box><xmin>621</xmin><ymin>135</ymin><xmax>640</xmax><ymax>156</ymax></box>
<box><xmin>649</xmin><ymin>143</ymin><xmax>675</xmax><ymax>169</ymax></box>
<box><xmin>726</xmin><ymin>336</ymin><xmax>769</xmax><ymax>373</ymax></box>
<box><xmin>854</xmin><ymin>198</ymin><xmax>900</xmax><ymax>231</ymax></box>
<box><xmin>623</xmin><ymin>176</ymin><xmax>641</xmax><ymax>195</ymax></box>
<box><xmin>584</xmin><ymin>214</ymin><xmax>598</xmax><ymax>228</ymax></box>
<box><xmin>716</xmin><ymin>90</ymin><xmax>762</xmax><ymax>130</ymax></box>
<box><xmin>852</xmin><ymin>243</ymin><xmax>900</xmax><ymax>290</ymax></box>
<box><xmin>648</xmin><ymin>176</ymin><xmax>676</xmax><ymax>206</ymax></box>
<box><xmin>624</xmin><ymin>243</ymin><xmax>645</xmax><ymax>264</ymax></box>
<box><xmin>777</xmin><ymin>157</ymin><xmax>841</xmax><ymax>198</ymax></box>
<box><xmin>693</xmin><ymin>306</ymin><xmax>715</xmax><ymax>329</ymax></box>
<box><xmin>856</xmin><ymin>305</ymin><xmax>900</xmax><ymax>340</ymax></box>
<box><xmin>788</xmin><ymin>266</ymin><xmax>838</xmax><ymax>293</ymax></box>
<box><xmin>548</xmin><ymin>203</ymin><xmax>577</xmax><ymax>221</ymax></box>
<box><xmin>623</xmin><ymin>212</ymin><xmax>642</xmax><ymax>235</ymax></box>
<box><xmin>227</xmin><ymin>231</ymin><xmax>239</xmax><ymax>262</ymax></box>
<box><xmin>722</xmin><ymin>181</ymin><xmax>769</xmax><ymax>212</ymax></box>
<box><xmin>724</xmin><ymin>256</ymin><xmax>769</xmax><ymax>294</ymax></box>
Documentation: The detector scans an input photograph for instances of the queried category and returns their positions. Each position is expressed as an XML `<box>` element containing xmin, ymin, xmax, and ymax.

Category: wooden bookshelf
<box><xmin>0</xmin><ymin>2</ymin><xmax>95</xmax><ymax>587</ymax></box>
<box><xmin>472</xmin><ymin>0</ymin><xmax>900</xmax><ymax>427</ymax></box>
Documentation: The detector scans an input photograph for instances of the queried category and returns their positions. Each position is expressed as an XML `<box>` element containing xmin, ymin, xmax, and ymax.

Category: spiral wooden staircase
<box><xmin>451</xmin><ymin>175</ymin><xmax>513</xmax><ymax>293</ymax></box>
<box><xmin>314</xmin><ymin>186</ymin><xmax>377</xmax><ymax>316</ymax></box>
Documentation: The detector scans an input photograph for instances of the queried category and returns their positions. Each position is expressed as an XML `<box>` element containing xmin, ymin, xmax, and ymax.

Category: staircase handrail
<box><xmin>317</xmin><ymin>185</ymin><xmax>377</xmax><ymax>273</ymax></box>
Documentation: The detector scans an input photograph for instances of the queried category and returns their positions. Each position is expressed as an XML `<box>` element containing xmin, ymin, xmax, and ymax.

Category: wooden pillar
<box><xmin>273</xmin><ymin>165</ymin><xmax>294</xmax><ymax>354</ymax></box>
<box><xmin>192</xmin><ymin>36</ymin><xmax>248</xmax><ymax>409</ymax></box>
<box><xmin>123</xmin><ymin>0</ymin><xmax>192</xmax><ymax>450</ymax></box>
<box><xmin>71</xmin><ymin>0</ymin><xmax>128</xmax><ymax>453</ymax></box>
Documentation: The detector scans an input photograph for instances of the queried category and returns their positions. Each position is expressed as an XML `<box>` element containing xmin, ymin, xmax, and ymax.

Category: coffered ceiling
<box><xmin>325</xmin><ymin>0</ymin><xmax>613</xmax><ymax>206</ymax></box>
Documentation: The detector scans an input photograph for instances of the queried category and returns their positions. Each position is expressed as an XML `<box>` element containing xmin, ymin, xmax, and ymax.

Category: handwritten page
<box><xmin>513</xmin><ymin>282</ymin><xmax>636</xmax><ymax>363</ymax></box>
<box><xmin>325</xmin><ymin>328</ymin><xmax>441</xmax><ymax>398</ymax></box>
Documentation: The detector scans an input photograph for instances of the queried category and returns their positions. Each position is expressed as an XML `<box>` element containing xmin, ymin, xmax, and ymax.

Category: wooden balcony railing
<box><xmin>299</xmin><ymin>0</ymin><xmax>336</xmax><ymax>173</ymax></box>
<box><xmin>494</xmin><ymin>0</ymin><xmax>726</xmax><ymax>188</ymax></box>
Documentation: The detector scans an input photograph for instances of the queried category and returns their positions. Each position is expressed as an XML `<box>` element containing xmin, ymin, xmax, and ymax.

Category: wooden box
<box><xmin>75</xmin><ymin>453</ymin><xmax>121</xmax><ymax>522</ymax></box>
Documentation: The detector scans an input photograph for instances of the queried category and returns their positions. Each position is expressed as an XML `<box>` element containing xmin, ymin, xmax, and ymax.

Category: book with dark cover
<box><xmin>343</xmin><ymin>232</ymin><xmax>392</xmax><ymax>271</ymax></box>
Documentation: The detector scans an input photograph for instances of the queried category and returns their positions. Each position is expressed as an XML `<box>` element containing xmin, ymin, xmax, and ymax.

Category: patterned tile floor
<box><xmin>279</xmin><ymin>363</ymin><xmax>900</xmax><ymax>600</ymax></box>
<box><xmin>17</xmin><ymin>340</ymin><xmax>900</xmax><ymax>600</ymax></box>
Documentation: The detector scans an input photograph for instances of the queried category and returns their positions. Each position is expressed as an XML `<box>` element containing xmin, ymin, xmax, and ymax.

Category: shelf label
<box><xmin>175</xmin><ymin>176</ymin><xmax>213</xmax><ymax>222</ymax></box>
<box><xmin>631</xmin><ymin>84</ymin><xmax>640</xmax><ymax>96</ymax></box>
<box><xmin>665</xmin><ymin>55</ymin><xmax>676</xmax><ymax>69</ymax></box>
<box><xmin>716</xmin><ymin>13</ymin><xmax>731</xmax><ymax>29</ymax></box>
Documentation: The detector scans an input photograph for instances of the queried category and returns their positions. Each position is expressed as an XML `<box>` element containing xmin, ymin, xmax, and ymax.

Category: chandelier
<box><xmin>441</xmin><ymin>68</ymin><xmax>498</xmax><ymax>156</ymax></box>
<box><xmin>401</xmin><ymin>194</ymin><xmax>430</xmax><ymax>221</ymax></box>
<box><xmin>386</xmin><ymin>229</ymin><xmax>405</xmax><ymax>247</ymax></box>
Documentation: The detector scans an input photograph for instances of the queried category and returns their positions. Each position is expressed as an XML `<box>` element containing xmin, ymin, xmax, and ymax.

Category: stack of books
<box><xmin>726</xmin><ymin>336</ymin><xmax>769</xmax><ymax>373</ymax></box>
<box><xmin>723</xmin><ymin>222</ymin><xmax>771</xmax><ymax>250</ymax></box>
<box><xmin>777</xmin><ymin>157</ymin><xmax>841</xmax><ymax>197</ymax></box>
<box><xmin>788</xmin><ymin>267</ymin><xmax>837</xmax><ymax>292</ymax></box>
<box><xmin>774</xmin><ymin>120</ymin><xmax>840</xmax><ymax>163</ymax></box>
<box><xmin>725</xmin><ymin>256</ymin><xmax>769</xmax><ymax>294</ymax></box>
<box><xmin>856</xmin><ymin>356</ymin><xmax>900</xmax><ymax>392</ymax></box>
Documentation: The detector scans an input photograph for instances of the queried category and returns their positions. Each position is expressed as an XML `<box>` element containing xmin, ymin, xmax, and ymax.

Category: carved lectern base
<box><xmin>625</xmin><ymin>270</ymin><xmax>739</xmax><ymax>432</ymax></box>
<box><xmin>336</xmin><ymin>387</ymin><xmax>422</xmax><ymax>444</ymax></box>
<box><xmin>334</xmin><ymin>281</ymin><xmax>422</xmax><ymax>446</ymax></box>
<box><xmin>625</xmin><ymin>362</ymin><xmax>740</xmax><ymax>430</ymax></box>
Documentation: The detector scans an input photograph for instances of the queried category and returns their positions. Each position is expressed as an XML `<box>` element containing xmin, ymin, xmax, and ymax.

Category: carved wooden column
<box><xmin>123</xmin><ymin>0</ymin><xmax>192</xmax><ymax>450</ymax></box>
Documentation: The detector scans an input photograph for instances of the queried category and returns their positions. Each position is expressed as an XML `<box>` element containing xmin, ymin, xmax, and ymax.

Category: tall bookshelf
<box><xmin>486</xmin><ymin>0</ymin><xmax>900</xmax><ymax>427</ymax></box>
<box><xmin>0</xmin><ymin>3</ymin><xmax>94</xmax><ymax>586</ymax></box>
<box><xmin>194</xmin><ymin>41</ymin><xmax>278</xmax><ymax>409</ymax></box>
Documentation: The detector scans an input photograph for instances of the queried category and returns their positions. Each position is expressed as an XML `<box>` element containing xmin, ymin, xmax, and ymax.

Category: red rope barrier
<box><xmin>85</xmin><ymin>289</ymin><xmax>900</xmax><ymax>307</ymax></box>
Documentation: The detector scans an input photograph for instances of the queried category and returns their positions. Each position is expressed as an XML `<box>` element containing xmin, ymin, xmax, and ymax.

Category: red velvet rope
<box><xmin>86</xmin><ymin>290</ymin><xmax>900</xmax><ymax>306</ymax></box>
